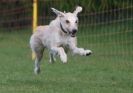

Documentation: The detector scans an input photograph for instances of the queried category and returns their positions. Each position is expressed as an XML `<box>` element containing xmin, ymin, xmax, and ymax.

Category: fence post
<box><xmin>32</xmin><ymin>0</ymin><xmax>38</xmax><ymax>60</ymax></box>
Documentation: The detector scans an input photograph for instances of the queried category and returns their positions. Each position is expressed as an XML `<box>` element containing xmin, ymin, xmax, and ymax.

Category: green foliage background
<box><xmin>0</xmin><ymin>0</ymin><xmax>132</xmax><ymax>29</ymax></box>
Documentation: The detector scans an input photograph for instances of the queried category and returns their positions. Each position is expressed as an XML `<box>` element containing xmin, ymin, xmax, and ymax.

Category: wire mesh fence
<box><xmin>0</xmin><ymin>0</ymin><xmax>133</xmax><ymax>63</ymax></box>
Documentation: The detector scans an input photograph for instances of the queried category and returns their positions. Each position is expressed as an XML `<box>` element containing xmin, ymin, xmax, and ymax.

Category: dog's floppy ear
<box><xmin>73</xmin><ymin>6</ymin><xmax>82</xmax><ymax>15</ymax></box>
<box><xmin>51</xmin><ymin>8</ymin><xmax>65</xmax><ymax>17</ymax></box>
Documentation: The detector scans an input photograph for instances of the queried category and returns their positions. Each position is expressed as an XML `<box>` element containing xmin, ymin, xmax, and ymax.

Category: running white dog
<box><xmin>30</xmin><ymin>6</ymin><xmax>92</xmax><ymax>74</ymax></box>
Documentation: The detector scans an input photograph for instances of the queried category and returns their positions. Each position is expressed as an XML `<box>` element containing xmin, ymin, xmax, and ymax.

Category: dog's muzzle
<box><xmin>60</xmin><ymin>23</ymin><xmax>77</xmax><ymax>37</ymax></box>
<box><xmin>71</xmin><ymin>29</ymin><xmax>77</xmax><ymax>37</ymax></box>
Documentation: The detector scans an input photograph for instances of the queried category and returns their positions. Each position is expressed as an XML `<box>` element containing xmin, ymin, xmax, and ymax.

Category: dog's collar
<box><xmin>60</xmin><ymin>23</ymin><xmax>76</xmax><ymax>37</ymax></box>
<box><xmin>60</xmin><ymin>23</ymin><xmax>67</xmax><ymax>34</ymax></box>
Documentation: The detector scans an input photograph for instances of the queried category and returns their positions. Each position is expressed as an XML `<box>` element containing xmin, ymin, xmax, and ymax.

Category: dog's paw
<box><xmin>60</xmin><ymin>53</ymin><xmax>67</xmax><ymax>63</ymax></box>
<box><xmin>85</xmin><ymin>50</ymin><xmax>92</xmax><ymax>56</ymax></box>
<box><xmin>34</xmin><ymin>67</ymin><xmax>40</xmax><ymax>74</ymax></box>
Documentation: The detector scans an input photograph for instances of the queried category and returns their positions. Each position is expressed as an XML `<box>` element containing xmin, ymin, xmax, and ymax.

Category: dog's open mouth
<box><xmin>71</xmin><ymin>33</ymin><xmax>76</xmax><ymax>37</ymax></box>
<box><xmin>70</xmin><ymin>31</ymin><xmax>77</xmax><ymax>37</ymax></box>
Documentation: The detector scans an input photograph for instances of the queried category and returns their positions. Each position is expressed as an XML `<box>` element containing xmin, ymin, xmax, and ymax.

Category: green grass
<box><xmin>0</xmin><ymin>22</ymin><xmax>133</xmax><ymax>93</ymax></box>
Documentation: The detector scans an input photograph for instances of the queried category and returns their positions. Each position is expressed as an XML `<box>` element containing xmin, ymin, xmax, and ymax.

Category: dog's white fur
<box><xmin>30</xmin><ymin>6</ymin><xmax>92</xmax><ymax>74</ymax></box>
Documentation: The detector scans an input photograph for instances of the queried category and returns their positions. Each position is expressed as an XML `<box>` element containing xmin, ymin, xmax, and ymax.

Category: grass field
<box><xmin>0</xmin><ymin>21</ymin><xmax>133</xmax><ymax>93</ymax></box>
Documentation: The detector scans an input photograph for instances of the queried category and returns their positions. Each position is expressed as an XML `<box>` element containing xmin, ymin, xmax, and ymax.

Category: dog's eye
<box><xmin>66</xmin><ymin>20</ymin><xmax>70</xmax><ymax>24</ymax></box>
<box><xmin>75</xmin><ymin>20</ymin><xmax>78</xmax><ymax>23</ymax></box>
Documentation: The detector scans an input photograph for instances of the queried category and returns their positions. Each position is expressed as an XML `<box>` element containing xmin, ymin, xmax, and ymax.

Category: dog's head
<box><xmin>51</xmin><ymin>6</ymin><xmax>82</xmax><ymax>37</ymax></box>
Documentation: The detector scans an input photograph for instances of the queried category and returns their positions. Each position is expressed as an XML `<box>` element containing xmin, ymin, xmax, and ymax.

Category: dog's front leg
<box><xmin>49</xmin><ymin>52</ymin><xmax>56</xmax><ymax>63</ymax></box>
<box><xmin>51</xmin><ymin>47</ymin><xmax>67</xmax><ymax>63</ymax></box>
<box><xmin>69</xmin><ymin>37</ymin><xmax>92</xmax><ymax>56</ymax></box>
<box><xmin>72</xmin><ymin>47</ymin><xmax>92</xmax><ymax>56</ymax></box>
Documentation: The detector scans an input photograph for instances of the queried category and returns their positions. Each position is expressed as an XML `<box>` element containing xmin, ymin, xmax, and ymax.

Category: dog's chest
<box><xmin>45</xmin><ymin>30</ymin><xmax>71</xmax><ymax>47</ymax></box>
<box><xmin>58</xmin><ymin>35</ymin><xmax>70</xmax><ymax>46</ymax></box>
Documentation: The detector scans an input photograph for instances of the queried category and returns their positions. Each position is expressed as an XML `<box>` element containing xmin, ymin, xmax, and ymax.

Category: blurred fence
<box><xmin>0</xmin><ymin>0</ymin><xmax>133</xmax><ymax>62</ymax></box>
<box><xmin>0</xmin><ymin>0</ymin><xmax>132</xmax><ymax>30</ymax></box>
<box><xmin>0</xmin><ymin>0</ymin><xmax>32</xmax><ymax>31</ymax></box>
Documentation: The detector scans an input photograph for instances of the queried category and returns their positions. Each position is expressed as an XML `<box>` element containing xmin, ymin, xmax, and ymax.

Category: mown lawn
<box><xmin>0</xmin><ymin>21</ymin><xmax>133</xmax><ymax>93</ymax></box>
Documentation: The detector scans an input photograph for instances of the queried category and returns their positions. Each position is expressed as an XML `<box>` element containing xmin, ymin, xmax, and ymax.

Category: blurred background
<box><xmin>0</xmin><ymin>0</ymin><xmax>133</xmax><ymax>93</ymax></box>
<box><xmin>0</xmin><ymin>0</ymin><xmax>132</xmax><ymax>30</ymax></box>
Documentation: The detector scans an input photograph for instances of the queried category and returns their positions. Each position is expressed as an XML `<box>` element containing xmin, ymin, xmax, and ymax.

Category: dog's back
<box><xmin>34</xmin><ymin>25</ymin><xmax>49</xmax><ymax>34</ymax></box>
<box><xmin>30</xmin><ymin>25</ymin><xmax>49</xmax><ymax>51</ymax></box>
<box><xmin>31</xmin><ymin>25</ymin><xmax>49</xmax><ymax>39</ymax></box>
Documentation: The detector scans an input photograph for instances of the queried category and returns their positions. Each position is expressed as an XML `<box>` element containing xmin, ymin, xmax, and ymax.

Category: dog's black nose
<box><xmin>72</xmin><ymin>29</ymin><xmax>77</xmax><ymax>34</ymax></box>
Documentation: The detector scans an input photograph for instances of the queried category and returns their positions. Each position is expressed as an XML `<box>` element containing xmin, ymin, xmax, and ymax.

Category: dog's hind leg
<box><xmin>34</xmin><ymin>48</ymin><xmax>44</xmax><ymax>74</ymax></box>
